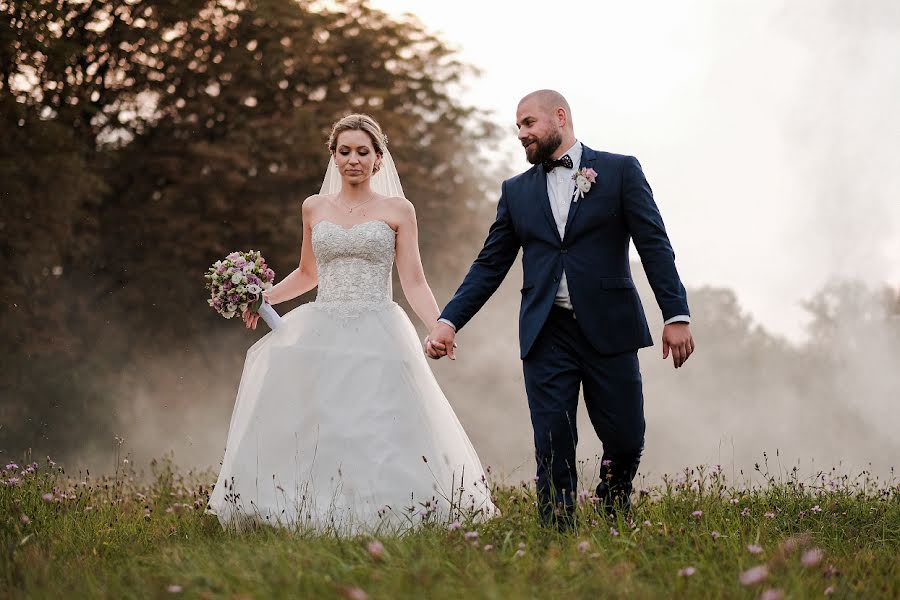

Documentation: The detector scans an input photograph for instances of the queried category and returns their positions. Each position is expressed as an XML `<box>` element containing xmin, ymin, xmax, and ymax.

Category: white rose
<box><xmin>576</xmin><ymin>175</ymin><xmax>591</xmax><ymax>194</ymax></box>
<box><xmin>230</xmin><ymin>273</ymin><xmax>242</xmax><ymax>284</ymax></box>
<box><xmin>246</xmin><ymin>284</ymin><xmax>262</xmax><ymax>295</ymax></box>
<box><xmin>223</xmin><ymin>310</ymin><xmax>236</xmax><ymax>319</ymax></box>
<box><xmin>226</xmin><ymin>303</ymin><xmax>237</xmax><ymax>312</ymax></box>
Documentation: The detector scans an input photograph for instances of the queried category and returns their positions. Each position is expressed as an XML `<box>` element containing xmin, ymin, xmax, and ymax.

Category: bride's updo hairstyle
<box><xmin>327</xmin><ymin>114</ymin><xmax>387</xmax><ymax>173</ymax></box>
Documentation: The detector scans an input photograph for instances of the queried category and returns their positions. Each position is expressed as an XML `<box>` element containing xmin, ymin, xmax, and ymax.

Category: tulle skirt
<box><xmin>207</xmin><ymin>301</ymin><xmax>496</xmax><ymax>534</ymax></box>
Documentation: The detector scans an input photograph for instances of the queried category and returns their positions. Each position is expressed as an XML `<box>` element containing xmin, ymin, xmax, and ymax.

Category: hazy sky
<box><xmin>370</xmin><ymin>0</ymin><xmax>900</xmax><ymax>341</ymax></box>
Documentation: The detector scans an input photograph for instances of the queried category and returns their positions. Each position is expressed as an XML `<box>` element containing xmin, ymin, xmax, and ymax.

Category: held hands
<box><xmin>424</xmin><ymin>321</ymin><xmax>457</xmax><ymax>360</ymax></box>
<box><xmin>662</xmin><ymin>322</ymin><xmax>695</xmax><ymax>368</ymax></box>
<box><xmin>242</xmin><ymin>292</ymin><xmax>271</xmax><ymax>330</ymax></box>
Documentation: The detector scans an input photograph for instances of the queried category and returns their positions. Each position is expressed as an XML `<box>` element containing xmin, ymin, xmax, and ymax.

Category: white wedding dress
<box><xmin>207</xmin><ymin>219</ymin><xmax>496</xmax><ymax>533</ymax></box>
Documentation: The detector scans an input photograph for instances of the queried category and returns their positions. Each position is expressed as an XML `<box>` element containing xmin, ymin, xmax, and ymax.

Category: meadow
<box><xmin>2</xmin><ymin>453</ymin><xmax>898</xmax><ymax>599</ymax></box>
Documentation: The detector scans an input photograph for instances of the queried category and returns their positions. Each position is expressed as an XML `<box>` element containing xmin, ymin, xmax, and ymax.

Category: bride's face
<box><xmin>334</xmin><ymin>130</ymin><xmax>382</xmax><ymax>185</ymax></box>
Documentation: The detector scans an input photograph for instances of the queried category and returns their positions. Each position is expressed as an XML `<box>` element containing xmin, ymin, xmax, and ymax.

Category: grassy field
<box><xmin>2</xmin><ymin>454</ymin><xmax>898</xmax><ymax>599</ymax></box>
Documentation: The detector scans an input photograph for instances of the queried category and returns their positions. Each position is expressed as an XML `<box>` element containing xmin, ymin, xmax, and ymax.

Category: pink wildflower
<box><xmin>740</xmin><ymin>565</ymin><xmax>769</xmax><ymax>586</ymax></box>
<box><xmin>711</xmin><ymin>531</ymin><xmax>721</xmax><ymax>540</ymax></box>
<box><xmin>464</xmin><ymin>530</ymin><xmax>479</xmax><ymax>540</ymax></box>
<box><xmin>344</xmin><ymin>587</ymin><xmax>368</xmax><ymax>600</ymax></box>
<box><xmin>366</xmin><ymin>540</ymin><xmax>385</xmax><ymax>559</ymax></box>
<box><xmin>747</xmin><ymin>544</ymin><xmax>763</xmax><ymax>555</ymax></box>
<box><xmin>801</xmin><ymin>548</ymin><xmax>824</xmax><ymax>567</ymax></box>
<box><xmin>167</xmin><ymin>585</ymin><xmax>183</xmax><ymax>593</ymax></box>
<box><xmin>577</xmin><ymin>541</ymin><xmax>590</xmax><ymax>553</ymax></box>
<box><xmin>678</xmin><ymin>566</ymin><xmax>696</xmax><ymax>577</ymax></box>
<box><xmin>692</xmin><ymin>510</ymin><xmax>703</xmax><ymax>518</ymax></box>
<box><xmin>759</xmin><ymin>588</ymin><xmax>784</xmax><ymax>600</ymax></box>
<box><xmin>448</xmin><ymin>521</ymin><xmax>461</xmax><ymax>531</ymax></box>
<box><xmin>609</xmin><ymin>527</ymin><xmax>619</xmax><ymax>537</ymax></box>
<box><xmin>42</xmin><ymin>493</ymin><xmax>54</xmax><ymax>502</ymax></box>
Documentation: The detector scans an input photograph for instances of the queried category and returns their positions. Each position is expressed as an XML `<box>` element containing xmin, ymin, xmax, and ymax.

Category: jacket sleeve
<box><xmin>622</xmin><ymin>156</ymin><xmax>690</xmax><ymax>320</ymax></box>
<box><xmin>439</xmin><ymin>180</ymin><xmax>521</xmax><ymax>331</ymax></box>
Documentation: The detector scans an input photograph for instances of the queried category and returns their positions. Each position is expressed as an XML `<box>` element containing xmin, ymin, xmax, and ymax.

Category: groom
<box><xmin>426</xmin><ymin>90</ymin><xmax>694</xmax><ymax>526</ymax></box>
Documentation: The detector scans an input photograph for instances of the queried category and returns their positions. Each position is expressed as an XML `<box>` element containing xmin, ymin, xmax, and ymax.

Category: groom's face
<box><xmin>516</xmin><ymin>100</ymin><xmax>563</xmax><ymax>165</ymax></box>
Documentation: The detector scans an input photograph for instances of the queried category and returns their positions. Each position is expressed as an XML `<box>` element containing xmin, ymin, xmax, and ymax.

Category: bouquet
<box><xmin>205</xmin><ymin>250</ymin><xmax>277</xmax><ymax>322</ymax></box>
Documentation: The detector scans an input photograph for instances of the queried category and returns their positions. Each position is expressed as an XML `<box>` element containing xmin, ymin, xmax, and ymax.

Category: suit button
<box><xmin>560</xmin><ymin>248</ymin><xmax>568</xmax><ymax>254</ymax></box>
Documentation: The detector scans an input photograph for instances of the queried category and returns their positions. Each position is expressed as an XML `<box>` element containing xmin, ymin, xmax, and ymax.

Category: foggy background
<box><xmin>2</xmin><ymin>0</ymin><xmax>898</xmax><ymax>486</ymax></box>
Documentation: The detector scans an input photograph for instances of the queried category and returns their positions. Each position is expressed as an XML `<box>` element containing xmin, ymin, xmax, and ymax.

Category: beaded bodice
<box><xmin>311</xmin><ymin>220</ymin><xmax>396</xmax><ymax>319</ymax></box>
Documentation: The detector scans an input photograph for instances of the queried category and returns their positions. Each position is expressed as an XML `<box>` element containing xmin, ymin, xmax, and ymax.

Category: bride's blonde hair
<box><xmin>327</xmin><ymin>114</ymin><xmax>387</xmax><ymax>172</ymax></box>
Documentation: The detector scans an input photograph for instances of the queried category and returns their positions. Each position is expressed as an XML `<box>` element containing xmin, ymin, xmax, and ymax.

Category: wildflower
<box><xmin>448</xmin><ymin>521</ymin><xmax>461</xmax><ymax>531</ymax></box>
<box><xmin>609</xmin><ymin>527</ymin><xmax>619</xmax><ymax>537</ymax></box>
<box><xmin>741</xmin><ymin>507</ymin><xmax>751</xmax><ymax>517</ymax></box>
<box><xmin>167</xmin><ymin>585</ymin><xmax>183</xmax><ymax>593</ymax></box>
<box><xmin>344</xmin><ymin>587</ymin><xmax>368</xmax><ymax>600</ymax></box>
<box><xmin>731</xmin><ymin>498</ymin><xmax>740</xmax><ymax>504</ymax></box>
<box><xmin>577</xmin><ymin>540</ymin><xmax>590</xmax><ymax>553</ymax></box>
<box><xmin>739</xmin><ymin>565</ymin><xmax>769</xmax><ymax>586</ymax></box>
<box><xmin>515</xmin><ymin>549</ymin><xmax>525</xmax><ymax>558</ymax></box>
<box><xmin>747</xmin><ymin>544</ymin><xmax>763</xmax><ymax>555</ymax></box>
<box><xmin>824</xmin><ymin>586</ymin><xmax>834</xmax><ymax>595</ymax></box>
<box><xmin>483</xmin><ymin>544</ymin><xmax>493</xmax><ymax>552</ymax></box>
<box><xmin>464</xmin><ymin>531</ymin><xmax>479</xmax><ymax>540</ymax></box>
<box><xmin>602</xmin><ymin>459</ymin><xmax>612</xmax><ymax>466</ymax></box>
<box><xmin>42</xmin><ymin>493</ymin><xmax>54</xmax><ymax>503</ymax></box>
<box><xmin>366</xmin><ymin>540</ymin><xmax>384</xmax><ymax>559</ymax></box>
<box><xmin>710</xmin><ymin>531</ymin><xmax>721</xmax><ymax>540</ymax></box>
<box><xmin>6</xmin><ymin>477</ymin><xmax>20</xmax><ymax>486</ymax></box>
<box><xmin>692</xmin><ymin>510</ymin><xmax>703</xmax><ymax>518</ymax></box>
<box><xmin>20</xmin><ymin>515</ymin><xmax>30</xmax><ymax>525</ymax></box>
<box><xmin>5</xmin><ymin>463</ymin><xmax>18</xmax><ymax>471</ymax></box>
<box><xmin>811</xmin><ymin>505</ymin><xmax>822</xmax><ymax>513</ymax></box>
<box><xmin>518</xmin><ymin>542</ymin><xmax>526</xmax><ymax>549</ymax></box>
<box><xmin>760</xmin><ymin>588</ymin><xmax>784</xmax><ymax>600</ymax></box>
<box><xmin>764</xmin><ymin>512</ymin><xmax>776</xmax><ymax>519</ymax></box>
<box><xmin>678</xmin><ymin>566</ymin><xmax>696</xmax><ymax>577</ymax></box>
<box><xmin>801</xmin><ymin>548</ymin><xmax>824</xmax><ymax>567</ymax></box>
<box><xmin>644</xmin><ymin>520</ymin><xmax>652</xmax><ymax>527</ymax></box>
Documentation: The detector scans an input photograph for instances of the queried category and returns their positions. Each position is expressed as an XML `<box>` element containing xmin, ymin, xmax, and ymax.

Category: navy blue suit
<box><xmin>441</xmin><ymin>145</ymin><xmax>690</xmax><ymax>521</ymax></box>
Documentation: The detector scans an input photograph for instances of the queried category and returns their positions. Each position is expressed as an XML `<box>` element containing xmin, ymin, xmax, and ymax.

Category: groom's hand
<box><xmin>662</xmin><ymin>323</ymin><xmax>695</xmax><ymax>368</ymax></box>
<box><xmin>426</xmin><ymin>322</ymin><xmax>457</xmax><ymax>360</ymax></box>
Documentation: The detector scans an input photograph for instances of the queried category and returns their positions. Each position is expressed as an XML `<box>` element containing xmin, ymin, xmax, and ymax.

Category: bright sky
<box><xmin>370</xmin><ymin>0</ymin><xmax>900</xmax><ymax>341</ymax></box>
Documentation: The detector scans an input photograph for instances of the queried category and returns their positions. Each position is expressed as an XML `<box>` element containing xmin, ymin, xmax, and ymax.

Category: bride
<box><xmin>207</xmin><ymin>114</ymin><xmax>496</xmax><ymax>533</ymax></box>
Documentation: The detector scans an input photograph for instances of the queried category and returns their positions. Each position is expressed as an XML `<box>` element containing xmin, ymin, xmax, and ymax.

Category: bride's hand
<box><xmin>242</xmin><ymin>292</ymin><xmax>271</xmax><ymax>330</ymax></box>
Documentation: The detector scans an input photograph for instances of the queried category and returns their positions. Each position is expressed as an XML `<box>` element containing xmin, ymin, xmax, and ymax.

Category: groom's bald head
<box><xmin>516</xmin><ymin>89</ymin><xmax>576</xmax><ymax>164</ymax></box>
<box><xmin>518</xmin><ymin>89</ymin><xmax>573</xmax><ymax>125</ymax></box>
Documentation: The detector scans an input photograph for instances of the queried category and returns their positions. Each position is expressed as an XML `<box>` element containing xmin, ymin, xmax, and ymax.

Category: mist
<box><xmin>5</xmin><ymin>1</ymin><xmax>899</xmax><ymax>489</ymax></box>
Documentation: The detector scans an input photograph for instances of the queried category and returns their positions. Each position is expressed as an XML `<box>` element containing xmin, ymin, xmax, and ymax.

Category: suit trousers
<box><xmin>523</xmin><ymin>304</ymin><xmax>645</xmax><ymax>524</ymax></box>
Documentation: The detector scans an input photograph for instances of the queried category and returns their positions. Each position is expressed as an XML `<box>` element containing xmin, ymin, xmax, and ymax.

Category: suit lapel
<box><xmin>532</xmin><ymin>166</ymin><xmax>561</xmax><ymax>242</ymax></box>
<box><xmin>563</xmin><ymin>144</ymin><xmax>598</xmax><ymax>242</ymax></box>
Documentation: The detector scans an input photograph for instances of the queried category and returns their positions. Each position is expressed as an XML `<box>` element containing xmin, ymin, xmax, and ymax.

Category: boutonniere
<box><xmin>572</xmin><ymin>167</ymin><xmax>598</xmax><ymax>201</ymax></box>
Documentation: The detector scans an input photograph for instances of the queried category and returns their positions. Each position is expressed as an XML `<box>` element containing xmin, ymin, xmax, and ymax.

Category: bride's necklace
<box><xmin>336</xmin><ymin>193</ymin><xmax>377</xmax><ymax>214</ymax></box>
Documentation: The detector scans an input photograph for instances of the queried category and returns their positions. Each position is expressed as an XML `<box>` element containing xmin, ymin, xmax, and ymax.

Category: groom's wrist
<box><xmin>437</xmin><ymin>318</ymin><xmax>457</xmax><ymax>332</ymax></box>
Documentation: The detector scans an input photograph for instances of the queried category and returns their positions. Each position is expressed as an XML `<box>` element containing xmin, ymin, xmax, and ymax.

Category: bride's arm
<box><xmin>266</xmin><ymin>197</ymin><xmax>319</xmax><ymax>305</ymax></box>
<box><xmin>395</xmin><ymin>199</ymin><xmax>441</xmax><ymax>329</ymax></box>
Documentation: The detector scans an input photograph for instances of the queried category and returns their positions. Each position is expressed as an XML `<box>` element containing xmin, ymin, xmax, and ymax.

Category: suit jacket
<box><xmin>441</xmin><ymin>145</ymin><xmax>690</xmax><ymax>359</ymax></box>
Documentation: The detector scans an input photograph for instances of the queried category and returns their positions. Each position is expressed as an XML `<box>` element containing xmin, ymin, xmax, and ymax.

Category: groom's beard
<box><xmin>525</xmin><ymin>130</ymin><xmax>564</xmax><ymax>165</ymax></box>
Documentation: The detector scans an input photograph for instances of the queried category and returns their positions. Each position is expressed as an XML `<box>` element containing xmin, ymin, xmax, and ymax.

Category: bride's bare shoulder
<box><xmin>303</xmin><ymin>193</ymin><xmax>334</xmax><ymax>208</ymax></box>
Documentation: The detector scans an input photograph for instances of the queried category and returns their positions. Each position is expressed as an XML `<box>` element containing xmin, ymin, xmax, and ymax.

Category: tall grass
<box><xmin>2</xmin><ymin>452</ymin><xmax>898</xmax><ymax>599</ymax></box>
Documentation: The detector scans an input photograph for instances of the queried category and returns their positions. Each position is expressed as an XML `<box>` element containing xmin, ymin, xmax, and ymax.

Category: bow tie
<box><xmin>542</xmin><ymin>154</ymin><xmax>574</xmax><ymax>172</ymax></box>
